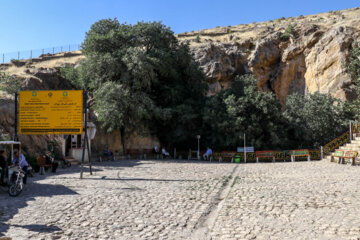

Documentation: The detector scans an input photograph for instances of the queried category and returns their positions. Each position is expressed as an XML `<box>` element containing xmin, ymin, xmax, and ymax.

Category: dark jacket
<box><xmin>0</xmin><ymin>155</ymin><xmax>7</xmax><ymax>168</ymax></box>
<box><xmin>45</xmin><ymin>155</ymin><xmax>52</xmax><ymax>165</ymax></box>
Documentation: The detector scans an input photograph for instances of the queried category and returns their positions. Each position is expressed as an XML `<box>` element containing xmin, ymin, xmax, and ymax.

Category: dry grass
<box><xmin>1</xmin><ymin>51</ymin><xmax>85</xmax><ymax>78</ymax></box>
<box><xmin>177</xmin><ymin>7</ymin><xmax>360</xmax><ymax>46</ymax></box>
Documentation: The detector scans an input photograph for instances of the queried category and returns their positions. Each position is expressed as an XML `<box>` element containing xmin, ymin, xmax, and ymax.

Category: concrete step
<box><xmin>65</xmin><ymin>157</ymin><xmax>80</xmax><ymax>165</ymax></box>
<box><xmin>340</xmin><ymin>146</ymin><xmax>359</xmax><ymax>151</ymax></box>
<box><xmin>342</xmin><ymin>144</ymin><xmax>357</xmax><ymax>149</ymax></box>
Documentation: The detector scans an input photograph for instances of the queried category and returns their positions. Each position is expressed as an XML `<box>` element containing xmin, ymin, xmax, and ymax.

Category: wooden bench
<box><xmin>337</xmin><ymin>150</ymin><xmax>358</xmax><ymax>165</ymax></box>
<box><xmin>290</xmin><ymin>149</ymin><xmax>310</xmax><ymax>162</ymax></box>
<box><xmin>331</xmin><ymin>150</ymin><xmax>344</xmax><ymax>163</ymax></box>
<box><xmin>126</xmin><ymin>149</ymin><xmax>145</xmax><ymax>160</ymax></box>
<box><xmin>141</xmin><ymin>149</ymin><xmax>154</xmax><ymax>160</ymax></box>
<box><xmin>188</xmin><ymin>150</ymin><xmax>199</xmax><ymax>160</ymax></box>
<box><xmin>212</xmin><ymin>152</ymin><xmax>222</xmax><ymax>162</ymax></box>
<box><xmin>219</xmin><ymin>152</ymin><xmax>235</xmax><ymax>163</ymax></box>
<box><xmin>37</xmin><ymin>156</ymin><xmax>52</xmax><ymax>175</ymax></box>
<box><xmin>256</xmin><ymin>151</ymin><xmax>275</xmax><ymax>163</ymax></box>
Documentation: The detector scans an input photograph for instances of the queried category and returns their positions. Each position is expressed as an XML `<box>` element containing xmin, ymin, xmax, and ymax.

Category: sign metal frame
<box><xmin>18</xmin><ymin>90</ymin><xmax>83</xmax><ymax>135</ymax></box>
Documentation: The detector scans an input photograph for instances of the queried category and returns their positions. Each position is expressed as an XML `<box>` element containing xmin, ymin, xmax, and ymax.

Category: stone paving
<box><xmin>211</xmin><ymin>162</ymin><xmax>360</xmax><ymax>240</ymax></box>
<box><xmin>0</xmin><ymin>160</ymin><xmax>360</xmax><ymax>239</ymax></box>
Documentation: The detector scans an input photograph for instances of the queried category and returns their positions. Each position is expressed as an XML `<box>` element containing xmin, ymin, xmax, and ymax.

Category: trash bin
<box><xmin>234</xmin><ymin>154</ymin><xmax>241</xmax><ymax>163</ymax></box>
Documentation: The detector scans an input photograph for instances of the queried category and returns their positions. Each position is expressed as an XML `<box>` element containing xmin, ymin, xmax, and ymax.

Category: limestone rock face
<box><xmin>190</xmin><ymin>41</ymin><xmax>251</xmax><ymax>94</ymax></box>
<box><xmin>304</xmin><ymin>26</ymin><xmax>355</xmax><ymax>100</ymax></box>
<box><xmin>182</xmin><ymin>7</ymin><xmax>360</xmax><ymax>102</ymax></box>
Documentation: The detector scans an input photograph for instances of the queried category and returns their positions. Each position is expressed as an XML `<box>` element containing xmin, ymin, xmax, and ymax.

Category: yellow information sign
<box><xmin>19</xmin><ymin>90</ymin><xmax>83</xmax><ymax>135</ymax></box>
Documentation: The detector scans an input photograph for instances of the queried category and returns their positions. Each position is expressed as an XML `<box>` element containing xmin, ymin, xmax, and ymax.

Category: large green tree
<box><xmin>202</xmin><ymin>74</ymin><xmax>288</xmax><ymax>150</ymax></box>
<box><xmin>62</xmin><ymin>19</ymin><xmax>207</xmax><ymax>152</ymax></box>
<box><xmin>283</xmin><ymin>93</ymin><xmax>348</xmax><ymax>148</ymax></box>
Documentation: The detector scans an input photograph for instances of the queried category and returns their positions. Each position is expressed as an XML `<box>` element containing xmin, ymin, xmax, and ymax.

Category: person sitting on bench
<box><xmin>203</xmin><ymin>147</ymin><xmax>213</xmax><ymax>161</ymax></box>
<box><xmin>153</xmin><ymin>145</ymin><xmax>159</xmax><ymax>154</ymax></box>
<box><xmin>44</xmin><ymin>151</ymin><xmax>58</xmax><ymax>173</ymax></box>
<box><xmin>104</xmin><ymin>147</ymin><xmax>113</xmax><ymax>161</ymax></box>
<box><xmin>161</xmin><ymin>148</ymin><xmax>170</xmax><ymax>158</ymax></box>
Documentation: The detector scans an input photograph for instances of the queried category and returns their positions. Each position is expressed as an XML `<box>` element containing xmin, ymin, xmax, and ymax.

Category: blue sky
<box><xmin>0</xmin><ymin>0</ymin><xmax>359</xmax><ymax>53</ymax></box>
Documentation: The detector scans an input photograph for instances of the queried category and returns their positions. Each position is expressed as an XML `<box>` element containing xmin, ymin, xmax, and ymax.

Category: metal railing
<box><xmin>1</xmin><ymin>44</ymin><xmax>81</xmax><ymax>64</ymax></box>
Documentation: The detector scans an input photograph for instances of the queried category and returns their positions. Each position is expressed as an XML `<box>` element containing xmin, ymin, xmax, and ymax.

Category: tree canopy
<box><xmin>202</xmin><ymin>75</ymin><xmax>288</xmax><ymax>150</ymax></box>
<box><xmin>283</xmin><ymin>93</ymin><xmax>349</xmax><ymax>148</ymax></box>
<box><xmin>62</xmin><ymin>19</ymin><xmax>207</xmax><ymax>151</ymax></box>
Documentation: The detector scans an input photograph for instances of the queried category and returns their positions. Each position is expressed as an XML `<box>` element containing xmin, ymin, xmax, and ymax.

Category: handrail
<box><xmin>323</xmin><ymin>131</ymin><xmax>350</xmax><ymax>156</ymax></box>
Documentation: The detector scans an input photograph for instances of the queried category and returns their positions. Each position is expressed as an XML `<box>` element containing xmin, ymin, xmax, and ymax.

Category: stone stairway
<box><xmin>324</xmin><ymin>136</ymin><xmax>360</xmax><ymax>162</ymax></box>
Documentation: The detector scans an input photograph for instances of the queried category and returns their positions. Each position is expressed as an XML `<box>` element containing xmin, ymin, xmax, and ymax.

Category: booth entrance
<box><xmin>64</xmin><ymin>122</ymin><xmax>96</xmax><ymax>162</ymax></box>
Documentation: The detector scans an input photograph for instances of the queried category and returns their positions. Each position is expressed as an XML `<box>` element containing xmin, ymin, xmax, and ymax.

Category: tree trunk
<box><xmin>120</xmin><ymin>127</ymin><xmax>126</xmax><ymax>156</ymax></box>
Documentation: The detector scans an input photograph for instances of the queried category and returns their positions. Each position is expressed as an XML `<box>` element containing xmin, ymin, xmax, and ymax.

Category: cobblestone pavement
<box><xmin>0</xmin><ymin>160</ymin><xmax>360</xmax><ymax>239</ymax></box>
<box><xmin>211</xmin><ymin>161</ymin><xmax>360</xmax><ymax>240</ymax></box>
<box><xmin>0</xmin><ymin>160</ymin><xmax>235</xmax><ymax>240</ymax></box>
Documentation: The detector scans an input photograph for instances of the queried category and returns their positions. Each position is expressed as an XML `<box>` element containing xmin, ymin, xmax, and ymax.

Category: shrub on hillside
<box><xmin>280</xmin><ymin>23</ymin><xmax>296</xmax><ymax>41</ymax></box>
<box><xmin>0</xmin><ymin>72</ymin><xmax>22</xmax><ymax>94</ymax></box>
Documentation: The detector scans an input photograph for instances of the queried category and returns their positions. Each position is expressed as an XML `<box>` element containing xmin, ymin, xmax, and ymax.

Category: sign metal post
<box><xmin>80</xmin><ymin>91</ymin><xmax>92</xmax><ymax>179</ymax></box>
<box><xmin>14</xmin><ymin>92</ymin><xmax>18</xmax><ymax>141</ymax></box>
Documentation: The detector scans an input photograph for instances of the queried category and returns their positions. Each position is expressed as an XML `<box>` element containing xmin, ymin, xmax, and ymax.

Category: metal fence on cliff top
<box><xmin>1</xmin><ymin>44</ymin><xmax>81</xmax><ymax>64</ymax></box>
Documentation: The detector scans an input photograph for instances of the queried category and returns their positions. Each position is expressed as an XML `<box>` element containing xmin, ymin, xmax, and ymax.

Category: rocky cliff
<box><xmin>179</xmin><ymin>7</ymin><xmax>360</xmax><ymax>104</ymax></box>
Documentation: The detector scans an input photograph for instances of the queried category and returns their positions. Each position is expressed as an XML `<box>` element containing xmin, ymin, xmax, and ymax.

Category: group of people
<box><xmin>152</xmin><ymin>145</ymin><xmax>213</xmax><ymax>161</ymax></box>
<box><xmin>0</xmin><ymin>150</ymin><xmax>29</xmax><ymax>185</ymax></box>
<box><xmin>153</xmin><ymin>145</ymin><xmax>170</xmax><ymax>158</ymax></box>
<box><xmin>0</xmin><ymin>150</ymin><xmax>58</xmax><ymax>186</ymax></box>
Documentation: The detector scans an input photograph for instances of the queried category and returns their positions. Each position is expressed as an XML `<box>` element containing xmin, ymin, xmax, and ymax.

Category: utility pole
<box><xmin>197</xmin><ymin>135</ymin><xmax>201</xmax><ymax>160</ymax></box>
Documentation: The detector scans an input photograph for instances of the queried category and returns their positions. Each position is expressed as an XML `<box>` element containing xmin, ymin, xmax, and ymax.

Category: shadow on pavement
<box><xmin>10</xmin><ymin>224</ymin><xmax>61</xmax><ymax>233</ymax></box>
<box><xmin>0</xmin><ymin>159</ymin><xmax>145</xmax><ymax>237</ymax></box>
<box><xmin>0</xmin><ymin>182</ymin><xmax>77</xmax><ymax>236</ymax></box>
